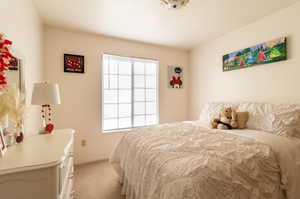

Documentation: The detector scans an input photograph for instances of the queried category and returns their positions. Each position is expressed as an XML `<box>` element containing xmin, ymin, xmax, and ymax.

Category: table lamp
<box><xmin>31</xmin><ymin>82</ymin><xmax>61</xmax><ymax>134</ymax></box>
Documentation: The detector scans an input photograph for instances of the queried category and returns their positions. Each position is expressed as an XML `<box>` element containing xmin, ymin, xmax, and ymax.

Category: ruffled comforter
<box><xmin>110</xmin><ymin>122</ymin><xmax>300</xmax><ymax>199</ymax></box>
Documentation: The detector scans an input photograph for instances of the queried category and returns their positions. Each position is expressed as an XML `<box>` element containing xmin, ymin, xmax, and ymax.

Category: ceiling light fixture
<box><xmin>161</xmin><ymin>0</ymin><xmax>189</xmax><ymax>9</ymax></box>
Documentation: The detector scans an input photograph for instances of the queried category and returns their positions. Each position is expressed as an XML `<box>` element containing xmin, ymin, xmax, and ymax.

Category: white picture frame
<box><xmin>0</xmin><ymin>127</ymin><xmax>7</xmax><ymax>157</ymax></box>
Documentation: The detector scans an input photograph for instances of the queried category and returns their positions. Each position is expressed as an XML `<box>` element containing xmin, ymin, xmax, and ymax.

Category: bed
<box><xmin>110</xmin><ymin>102</ymin><xmax>300</xmax><ymax>199</ymax></box>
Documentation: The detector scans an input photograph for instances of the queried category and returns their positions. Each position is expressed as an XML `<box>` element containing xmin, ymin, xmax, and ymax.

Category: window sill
<box><xmin>102</xmin><ymin>128</ymin><xmax>132</xmax><ymax>134</ymax></box>
<box><xmin>102</xmin><ymin>123</ymin><xmax>159</xmax><ymax>134</ymax></box>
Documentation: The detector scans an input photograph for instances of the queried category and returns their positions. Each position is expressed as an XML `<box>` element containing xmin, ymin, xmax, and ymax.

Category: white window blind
<box><xmin>102</xmin><ymin>54</ymin><xmax>159</xmax><ymax>131</ymax></box>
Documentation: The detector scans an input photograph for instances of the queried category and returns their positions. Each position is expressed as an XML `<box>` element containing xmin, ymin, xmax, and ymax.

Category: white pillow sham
<box><xmin>199</xmin><ymin>102</ymin><xmax>300</xmax><ymax>138</ymax></box>
<box><xmin>238</xmin><ymin>102</ymin><xmax>300</xmax><ymax>137</ymax></box>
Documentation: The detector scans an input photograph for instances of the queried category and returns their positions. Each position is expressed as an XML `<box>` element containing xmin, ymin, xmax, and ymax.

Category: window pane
<box><xmin>119</xmin><ymin>90</ymin><xmax>131</xmax><ymax>103</ymax></box>
<box><xmin>146</xmin><ymin>115</ymin><xmax>157</xmax><ymax>125</ymax></box>
<box><xmin>103</xmin><ymin>75</ymin><xmax>109</xmax><ymax>89</ymax></box>
<box><xmin>146</xmin><ymin>89</ymin><xmax>156</xmax><ymax>101</ymax></box>
<box><xmin>146</xmin><ymin>76</ymin><xmax>156</xmax><ymax>88</ymax></box>
<box><xmin>134</xmin><ymin>89</ymin><xmax>145</xmax><ymax>101</ymax></box>
<box><xmin>109</xmin><ymin>60</ymin><xmax>118</xmax><ymax>74</ymax></box>
<box><xmin>104</xmin><ymin>104</ymin><xmax>118</xmax><ymax>118</ymax></box>
<box><xmin>102</xmin><ymin>55</ymin><xmax>159</xmax><ymax>131</ymax></box>
<box><xmin>119</xmin><ymin>61</ymin><xmax>131</xmax><ymax>75</ymax></box>
<box><xmin>119</xmin><ymin>117</ymin><xmax>131</xmax><ymax>129</ymax></box>
<box><xmin>109</xmin><ymin>75</ymin><xmax>118</xmax><ymax>89</ymax></box>
<box><xmin>134</xmin><ymin>62</ymin><xmax>144</xmax><ymax>74</ymax></box>
<box><xmin>119</xmin><ymin>75</ymin><xmax>131</xmax><ymax>89</ymax></box>
<box><xmin>104</xmin><ymin>90</ymin><xmax>118</xmax><ymax>103</ymax></box>
<box><xmin>146</xmin><ymin>102</ymin><xmax>156</xmax><ymax>114</ymax></box>
<box><xmin>103</xmin><ymin>58</ymin><xmax>109</xmax><ymax>74</ymax></box>
<box><xmin>145</xmin><ymin>63</ymin><xmax>156</xmax><ymax>75</ymax></box>
<box><xmin>134</xmin><ymin>75</ymin><xmax>145</xmax><ymax>88</ymax></box>
<box><xmin>119</xmin><ymin>104</ymin><xmax>131</xmax><ymax>117</ymax></box>
<box><xmin>134</xmin><ymin>115</ymin><xmax>145</xmax><ymax>127</ymax></box>
<box><xmin>103</xmin><ymin>119</ymin><xmax>118</xmax><ymax>130</ymax></box>
<box><xmin>134</xmin><ymin>102</ymin><xmax>145</xmax><ymax>115</ymax></box>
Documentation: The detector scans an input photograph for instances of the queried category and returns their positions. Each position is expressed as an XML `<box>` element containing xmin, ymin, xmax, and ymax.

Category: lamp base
<box><xmin>39</xmin><ymin>123</ymin><xmax>55</xmax><ymax>134</ymax></box>
<box><xmin>39</xmin><ymin>105</ymin><xmax>55</xmax><ymax>134</ymax></box>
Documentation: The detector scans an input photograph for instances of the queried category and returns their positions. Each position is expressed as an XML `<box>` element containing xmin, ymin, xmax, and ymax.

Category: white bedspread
<box><xmin>110</xmin><ymin>121</ymin><xmax>300</xmax><ymax>199</ymax></box>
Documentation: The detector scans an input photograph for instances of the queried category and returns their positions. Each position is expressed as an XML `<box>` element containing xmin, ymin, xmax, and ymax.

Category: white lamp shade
<box><xmin>31</xmin><ymin>83</ymin><xmax>61</xmax><ymax>105</ymax></box>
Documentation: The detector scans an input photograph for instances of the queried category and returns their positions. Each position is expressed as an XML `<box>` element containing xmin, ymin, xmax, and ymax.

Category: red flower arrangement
<box><xmin>0</xmin><ymin>33</ymin><xmax>13</xmax><ymax>90</ymax></box>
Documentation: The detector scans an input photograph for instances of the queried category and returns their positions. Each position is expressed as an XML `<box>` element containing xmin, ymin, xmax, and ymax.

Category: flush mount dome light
<box><xmin>161</xmin><ymin>0</ymin><xmax>189</xmax><ymax>9</ymax></box>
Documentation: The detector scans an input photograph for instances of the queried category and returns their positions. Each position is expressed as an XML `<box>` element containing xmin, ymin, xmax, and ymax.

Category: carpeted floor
<box><xmin>75</xmin><ymin>160</ymin><xmax>125</xmax><ymax>199</ymax></box>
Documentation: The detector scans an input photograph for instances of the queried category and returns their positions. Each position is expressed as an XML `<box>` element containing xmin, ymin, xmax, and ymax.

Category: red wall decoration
<box><xmin>64</xmin><ymin>54</ymin><xmax>84</xmax><ymax>73</ymax></box>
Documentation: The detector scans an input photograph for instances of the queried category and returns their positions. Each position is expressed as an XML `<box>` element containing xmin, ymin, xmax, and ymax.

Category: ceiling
<box><xmin>33</xmin><ymin>0</ymin><xmax>299</xmax><ymax>50</ymax></box>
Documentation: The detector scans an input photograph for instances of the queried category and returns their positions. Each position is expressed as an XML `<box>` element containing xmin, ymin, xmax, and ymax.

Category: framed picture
<box><xmin>8</xmin><ymin>56</ymin><xmax>19</xmax><ymax>71</ymax></box>
<box><xmin>168</xmin><ymin>66</ymin><xmax>183</xmax><ymax>88</ymax></box>
<box><xmin>0</xmin><ymin>127</ymin><xmax>7</xmax><ymax>157</ymax></box>
<box><xmin>64</xmin><ymin>54</ymin><xmax>84</xmax><ymax>73</ymax></box>
<box><xmin>223</xmin><ymin>37</ymin><xmax>287</xmax><ymax>72</ymax></box>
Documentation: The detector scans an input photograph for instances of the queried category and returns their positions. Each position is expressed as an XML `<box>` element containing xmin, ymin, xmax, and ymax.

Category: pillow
<box><xmin>237</xmin><ymin>102</ymin><xmax>274</xmax><ymax>132</ymax></box>
<box><xmin>238</xmin><ymin>102</ymin><xmax>300</xmax><ymax>137</ymax></box>
<box><xmin>271</xmin><ymin>104</ymin><xmax>300</xmax><ymax>137</ymax></box>
<box><xmin>236</xmin><ymin>112</ymin><xmax>249</xmax><ymax>129</ymax></box>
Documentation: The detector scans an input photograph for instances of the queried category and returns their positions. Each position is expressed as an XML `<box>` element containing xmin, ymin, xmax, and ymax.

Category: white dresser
<box><xmin>0</xmin><ymin>129</ymin><xmax>75</xmax><ymax>199</ymax></box>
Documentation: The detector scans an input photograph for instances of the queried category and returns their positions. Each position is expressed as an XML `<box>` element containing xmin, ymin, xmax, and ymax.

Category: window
<box><xmin>102</xmin><ymin>54</ymin><xmax>159</xmax><ymax>131</ymax></box>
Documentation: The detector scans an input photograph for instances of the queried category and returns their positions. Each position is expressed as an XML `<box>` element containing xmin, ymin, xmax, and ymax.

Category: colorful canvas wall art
<box><xmin>223</xmin><ymin>37</ymin><xmax>287</xmax><ymax>72</ymax></box>
<box><xmin>168</xmin><ymin>66</ymin><xmax>183</xmax><ymax>88</ymax></box>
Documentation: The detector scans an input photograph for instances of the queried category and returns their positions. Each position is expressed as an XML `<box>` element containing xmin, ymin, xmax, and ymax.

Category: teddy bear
<box><xmin>210</xmin><ymin>107</ymin><xmax>238</xmax><ymax>130</ymax></box>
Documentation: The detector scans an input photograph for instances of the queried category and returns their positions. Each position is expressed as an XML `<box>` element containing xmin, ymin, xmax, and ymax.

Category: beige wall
<box><xmin>189</xmin><ymin>2</ymin><xmax>300</xmax><ymax>120</ymax></box>
<box><xmin>1</xmin><ymin>0</ymin><xmax>43</xmax><ymax>134</ymax></box>
<box><xmin>43</xmin><ymin>26</ymin><xmax>189</xmax><ymax>164</ymax></box>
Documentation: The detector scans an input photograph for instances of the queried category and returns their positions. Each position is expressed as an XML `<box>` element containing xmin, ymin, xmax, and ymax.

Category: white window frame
<box><xmin>101</xmin><ymin>54</ymin><xmax>159</xmax><ymax>133</ymax></box>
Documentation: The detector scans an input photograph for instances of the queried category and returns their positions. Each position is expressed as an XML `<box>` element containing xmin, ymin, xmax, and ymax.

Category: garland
<box><xmin>0</xmin><ymin>33</ymin><xmax>13</xmax><ymax>90</ymax></box>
